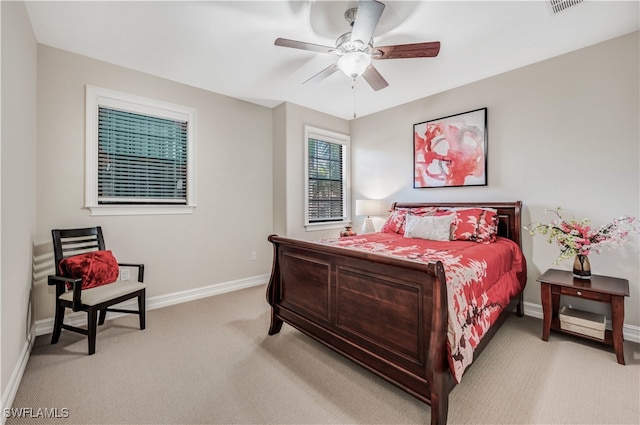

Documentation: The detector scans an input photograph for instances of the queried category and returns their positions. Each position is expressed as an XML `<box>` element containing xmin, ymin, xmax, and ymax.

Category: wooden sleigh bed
<box><xmin>266</xmin><ymin>201</ymin><xmax>527</xmax><ymax>425</ymax></box>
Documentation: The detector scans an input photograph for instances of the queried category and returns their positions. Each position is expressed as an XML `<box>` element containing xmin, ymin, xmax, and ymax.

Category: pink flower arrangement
<box><xmin>526</xmin><ymin>207</ymin><xmax>640</xmax><ymax>264</ymax></box>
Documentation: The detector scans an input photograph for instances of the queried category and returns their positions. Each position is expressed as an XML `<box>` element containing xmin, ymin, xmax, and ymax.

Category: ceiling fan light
<box><xmin>338</xmin><ymin>52</ymin><xmax>371</xmax><ymax>80</ymax></box>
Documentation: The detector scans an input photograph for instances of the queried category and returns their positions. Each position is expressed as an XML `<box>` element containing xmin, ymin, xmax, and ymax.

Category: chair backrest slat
<box><xmin>52</xmin><ymin>227</ymin><xmax>107</xmax><ymax>271</ymax></box>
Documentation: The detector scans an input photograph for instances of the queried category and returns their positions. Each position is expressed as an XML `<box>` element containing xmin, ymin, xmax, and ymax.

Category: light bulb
<box><xmin>338</xmin><ymin>52</ymin><xmax>371</xmax><ymax>80</ymax></box>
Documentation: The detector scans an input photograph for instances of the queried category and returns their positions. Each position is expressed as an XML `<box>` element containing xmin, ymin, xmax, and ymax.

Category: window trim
<box><xmin>304</xmin><ymin>126</ymin><xmax>351</xmax><ymax>231</ymax></box>
<box><xmin>85</xmin><ymin>85</ymin><xmax>197</xmax><ymax>216</ymax></box>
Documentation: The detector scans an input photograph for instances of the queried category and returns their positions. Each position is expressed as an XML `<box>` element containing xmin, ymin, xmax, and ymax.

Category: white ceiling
<box><xmin>25</xmin><ymin>1</ymin><xmax>640</xmax><ymax>120</ymax></box>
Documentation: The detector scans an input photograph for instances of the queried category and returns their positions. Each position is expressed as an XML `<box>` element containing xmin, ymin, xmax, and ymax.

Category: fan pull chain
<box><xmin>352</xmin><ymin>80</ymin><xmax>357</xmax><ymax>119</ymax></box>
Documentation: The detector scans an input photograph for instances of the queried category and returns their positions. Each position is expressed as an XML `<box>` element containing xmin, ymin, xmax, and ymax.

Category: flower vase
<box><xmin>340</xmin><ymin>226</ymin><xmax>357</xmax><ymax>238</ymax></box>
<box><xmin>572</xmin><ymin>254</ymin><xmax>591</xmax><ymax>279</ymax></box>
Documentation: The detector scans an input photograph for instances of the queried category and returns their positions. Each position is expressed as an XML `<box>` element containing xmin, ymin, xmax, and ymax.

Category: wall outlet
<box><xmin>251</xmin><ymin>251</ymin><xmax>257</xmax><ymax>261</ymax></box>
<box><xmin>120</xmin><ymin>268</ymin><xmax>130</xmax><ymax>281</ymax></box>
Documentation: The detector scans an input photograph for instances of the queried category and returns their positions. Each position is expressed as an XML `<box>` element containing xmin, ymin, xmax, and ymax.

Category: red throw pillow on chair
<box><xmin>58</xmin><ymin>250</ymin><xmax>120</xmax><ymax>290</ymax></box>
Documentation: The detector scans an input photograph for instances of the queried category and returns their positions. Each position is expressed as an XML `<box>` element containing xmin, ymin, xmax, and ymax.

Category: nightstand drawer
<box><xmin>560</xmin><ymin>286</ymin><xmax>608</xmax><ymax>301</ymax></box>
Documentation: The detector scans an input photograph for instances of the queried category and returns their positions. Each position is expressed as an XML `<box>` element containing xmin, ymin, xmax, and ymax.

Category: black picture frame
<box><xmin>413</xmin><ymin>107</ymin><xmax>488</xmax><ymax>188</ymax></box>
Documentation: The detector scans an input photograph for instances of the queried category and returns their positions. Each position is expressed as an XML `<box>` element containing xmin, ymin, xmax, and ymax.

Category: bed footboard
<box><xmin>266</xmin><ymin>235</ymin><xmax>455</xmax><ymax>425</ymax></box>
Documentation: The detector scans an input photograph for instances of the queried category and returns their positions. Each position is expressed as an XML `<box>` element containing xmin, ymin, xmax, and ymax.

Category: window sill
<box><xmin>305</xmin><ymin>222</ymin><xmax>351</xmax><ymax>232</ymax></box>
<box><xmin>87</xmin><ymin>205</ymin><xmax>195</xmax><ymax>216</ymax></box>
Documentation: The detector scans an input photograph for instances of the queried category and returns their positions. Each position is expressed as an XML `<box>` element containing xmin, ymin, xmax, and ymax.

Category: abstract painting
<box><xmin>413</xmin><ymin>108</ymin><xmax>487</xmax><ymax>188</ymax></box>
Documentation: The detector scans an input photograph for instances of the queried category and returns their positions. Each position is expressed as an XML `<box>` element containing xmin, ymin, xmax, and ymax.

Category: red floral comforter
<box><xmin>318</xmin><ymin>233</ymin><xmax>526</xmax><ymax>383</ymax></box>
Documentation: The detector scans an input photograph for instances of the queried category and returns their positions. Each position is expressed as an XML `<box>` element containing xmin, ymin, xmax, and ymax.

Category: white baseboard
<box><xmin>1</xmin><ymin>327</ymin><xmax>36</xmax><ymax>425</ymax></box>
<box><xmin>34</xmin><ymin>274</ymin><xmax>269</xmax><ymax>337</ymax></box>
<box><xmin>522</xmin><ymin>301</ymin><xmax>640</xmax><ymax>343</ymax></box>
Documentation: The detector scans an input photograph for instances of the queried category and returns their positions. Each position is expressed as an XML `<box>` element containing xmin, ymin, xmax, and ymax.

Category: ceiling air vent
<box><xmin>548</xmin><ymin>0</ymin><xmax>584</xmax><ymax>14</ymax></box>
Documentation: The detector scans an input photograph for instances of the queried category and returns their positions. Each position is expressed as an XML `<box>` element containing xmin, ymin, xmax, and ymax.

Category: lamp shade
<box><xmin>355</xmin><ymin>199</ymin><xmax>385</xmax><ymax>217</ymax></box>
<box><xmin>338</xmin><ymin>52</ymin><xmax>371</xmax><ymax>80</ymax></box>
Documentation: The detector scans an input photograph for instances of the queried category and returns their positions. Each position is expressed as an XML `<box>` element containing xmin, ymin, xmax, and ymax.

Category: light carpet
<box><xmin>7</xmin><ymin>284</ymin><xmax>640</xmax><ymax>424</ymax></box>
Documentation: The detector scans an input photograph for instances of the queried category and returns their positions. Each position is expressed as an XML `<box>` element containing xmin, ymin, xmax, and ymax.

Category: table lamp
<box><xmin>355</xmin><ymin>199</ymin><xmax>385</xmax><ymax>234</ymax></box>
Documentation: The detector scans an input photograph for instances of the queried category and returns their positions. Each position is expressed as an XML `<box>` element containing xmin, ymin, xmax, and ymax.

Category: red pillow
<box><xmin>451</xmin><ymin>208</ymin><xmax>498</xmax><ymax>243</ymax></box>
<box><xmin>380</xmin><ymin>209</ymin><xmax>407</xmax><ymax>234</ymax></box>
<box><xmin>477</xmin><ymin>210</ymin><xmax>499</xmax><ymax>243</ymax></box>
<box><xmin>58</xmin><ymin>250</ymin><xmax>120</xmax><ymax>290</ymax></box>
<box><xmin>380</xmin><ymin>207</ymin><xmax>438</xmax><ymax>235</ymax></box>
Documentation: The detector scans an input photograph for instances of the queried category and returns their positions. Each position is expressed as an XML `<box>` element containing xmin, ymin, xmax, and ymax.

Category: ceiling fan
<box><xmin>274</xmin><ymin>0</ymin><xmax>441</xmax><ymax>91</ymax></box>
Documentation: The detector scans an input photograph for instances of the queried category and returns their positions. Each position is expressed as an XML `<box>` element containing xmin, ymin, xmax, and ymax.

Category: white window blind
<box><xmin>98</xmin><ymin>107</ymin><xmax>188</xmax><ymax>204</ymax></box>
<box><xmin>308</xmin><ymin>138</ymin><xmax>344</xmax><ymax>222</ymax></box>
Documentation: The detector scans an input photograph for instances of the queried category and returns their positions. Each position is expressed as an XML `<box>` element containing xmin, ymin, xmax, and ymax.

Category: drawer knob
<box><xmin>577</xmin><ymin>291</ymin><xmax>582</xmax><ymax>296</ymax></box>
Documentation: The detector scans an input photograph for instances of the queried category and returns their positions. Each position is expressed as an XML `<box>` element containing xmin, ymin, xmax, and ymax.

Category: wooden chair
<box><xmin>48</xmin><ymin>226</ymin><xmax>146</xmax><ymax>355</ymax></box>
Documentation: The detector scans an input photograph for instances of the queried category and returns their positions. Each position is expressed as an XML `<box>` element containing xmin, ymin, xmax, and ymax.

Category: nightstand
<box><xmin>537</xmin><ymin>268</ymin><xmax>629</xmax><ymax>365</ymax></box>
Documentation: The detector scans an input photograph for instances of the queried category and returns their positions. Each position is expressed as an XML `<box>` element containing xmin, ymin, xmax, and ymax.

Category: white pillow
<box><xmin>404</xmin><ymin>214</ymin><xmax>454</xmax><ymax>241</ymax></box>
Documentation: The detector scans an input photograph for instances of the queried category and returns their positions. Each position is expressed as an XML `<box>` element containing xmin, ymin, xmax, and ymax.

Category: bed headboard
<box><xmin>390</xmin><ymin>201</ymin><xmax>523</xmax><ymax>248</ymax></box>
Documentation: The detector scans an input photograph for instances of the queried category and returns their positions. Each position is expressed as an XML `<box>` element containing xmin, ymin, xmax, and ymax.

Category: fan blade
<box><xmin>374</xmin><ymin>42</ymin><xmax>441</xmax><ymax>59</ymax></box>
<box><xmin>350</xmin><ymin>0</ymin><xmax>385</xmax><ymax>44</ymax></box>
<box><xmin>274</xmin><ymin>38</ymin><xmax>334</xmax><ymax>54</ymax></box>
<box><xmin>362</xmin><ymin>64</ymin><xmax>389</xmax><ymax>91</ymax></box>
<box><xmin>303</xmin><ymin>64</ymin><xmax>339</xmax><ymax>84</ymax></box>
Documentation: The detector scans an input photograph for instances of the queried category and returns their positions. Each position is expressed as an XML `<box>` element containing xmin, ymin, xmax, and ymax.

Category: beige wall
<box><xmin>35</xmin><ymin>46</ymin><xmax>274</xmax><ymax>321</ymax></box>
<box><xmin>351</xmin><ymin>32</ymin><xmax>640</xmax><ymax>328</ymax></box>
<box><xmin>272</xmin><ymin>102</ymin><xmax>350</xmax><ymax>241</ymax></box>
<box><xmin>1</xmin><ymin>0</ymin><xmax>38</xmax><ymax>402</ymax></box>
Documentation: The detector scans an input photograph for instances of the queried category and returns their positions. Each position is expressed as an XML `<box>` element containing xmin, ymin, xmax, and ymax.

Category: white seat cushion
<box><xmin>59</xmin><ymin>281</ymin><xmax>146</xmax><ymax>306</ymax></box>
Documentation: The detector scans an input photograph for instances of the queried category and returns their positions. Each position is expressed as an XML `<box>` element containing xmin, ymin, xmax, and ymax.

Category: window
<box><xmin>304</xmin><ymin>126</ymin><xmax>350</xmax><ymax>229</ymax></box>
<box><xmin>85</xmin><ymin>85</ymin><xmax>196</xmax><ymax>215</ymax></box>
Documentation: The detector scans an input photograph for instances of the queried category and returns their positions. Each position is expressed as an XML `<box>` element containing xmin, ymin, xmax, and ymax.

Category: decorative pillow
<box><xmin>404</xmin><ymin>213</ymin><xmax>455</xmax><ymax>241</ymax></box>
<box><xmin>380</xmin><ymin>209</ymin><xmax>406</xmax><ymax>234</ymax></box>
<box><xmin>450</xmin><ymin>208</ymin><xmax>498</xmax><ymax>243</ymax></box>
<box><xmin>58</xmin><ymin>250</ymin><xmax>120</xmax><ymax>290</ymax></box>
<box><xmin>380</xmin><ymin>207</ymin><xmax>439</xmax><ymax>235</ymax></box>
<box><xmin>477</xmin><ymin>209</ymin><xmax>499</xmax><ymax>243</ymax></box>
